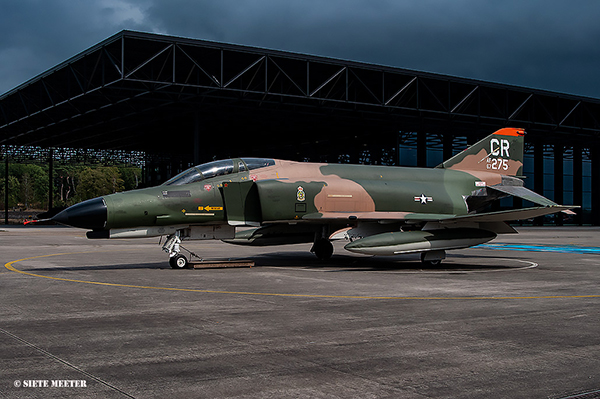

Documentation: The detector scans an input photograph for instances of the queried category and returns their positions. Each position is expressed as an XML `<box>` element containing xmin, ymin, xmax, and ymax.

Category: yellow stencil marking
<box><xmin>198</xmin><ymin>205</ymin><xmax>223</xmax><ymax>211</ymax></box>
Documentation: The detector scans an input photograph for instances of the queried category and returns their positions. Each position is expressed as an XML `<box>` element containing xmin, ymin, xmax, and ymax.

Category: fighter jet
<box><xmin>50</xmin><ymin>128</ymin><xmax>575</xmax><ymax>268</ymax></box>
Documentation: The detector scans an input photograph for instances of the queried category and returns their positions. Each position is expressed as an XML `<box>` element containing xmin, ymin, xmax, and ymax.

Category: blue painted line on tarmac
<box><xmin>477</xmin><ymin>243</ymin><xmax>600</xmax><ymax>255</ymax></box>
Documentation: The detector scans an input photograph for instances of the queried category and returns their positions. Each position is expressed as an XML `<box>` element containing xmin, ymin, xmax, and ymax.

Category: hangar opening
<box><xmin>1</xmin><ymin>30</ymin><xmax>599</xmax><ymax>225</ymax></box>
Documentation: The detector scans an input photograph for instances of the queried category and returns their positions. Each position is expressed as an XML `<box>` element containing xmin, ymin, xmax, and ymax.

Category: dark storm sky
<box><xmin>1</xmin><ymin>0</ymin><xmax>599</xmax><ymax>98</ymax></box>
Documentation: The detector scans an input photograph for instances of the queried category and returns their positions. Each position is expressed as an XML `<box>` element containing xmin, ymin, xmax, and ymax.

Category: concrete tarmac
<box><xmin>1</xmin><ymin>226</ymin><xmax>600</xmax><ymax>398</ymax></box>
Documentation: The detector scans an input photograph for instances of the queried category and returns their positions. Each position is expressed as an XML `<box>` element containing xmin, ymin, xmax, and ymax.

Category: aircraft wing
<box><xmin>438</xmin><ymin>205</ymin><xmax>576</xmax><ymax>223</ymax></box>
<box><xmin>304</xmin><ymin>211</ymin><xmax>445</xmax><ymax>221</ymax></box>
<box><xmin>303</xmin><ymin>205</ymin><xmax>577</xmax><ymax>224</ymax></box>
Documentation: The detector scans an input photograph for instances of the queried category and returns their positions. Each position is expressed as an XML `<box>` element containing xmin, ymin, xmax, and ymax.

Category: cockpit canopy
<box><xmin>164</xmin><ymin>158</ymin><xmax>275</xmax><ymax>186</ymax></box>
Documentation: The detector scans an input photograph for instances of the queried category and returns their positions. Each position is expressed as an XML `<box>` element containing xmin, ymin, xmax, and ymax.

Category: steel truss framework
<box><xmin>0</xmin><ymin>30</ymin><xmax>599</xmax><ymax>224</ymax></box>
<box><xmin>0</xmin><ymin>145</ymin><xmax>145</xmax><ymax>167</ymax></box>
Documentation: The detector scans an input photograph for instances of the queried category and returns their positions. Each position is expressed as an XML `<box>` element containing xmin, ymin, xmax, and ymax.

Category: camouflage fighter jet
<box><xmin>50</xmin><ymin>128</ymin><xmax>576</xmax><ymax>268</ymax></box>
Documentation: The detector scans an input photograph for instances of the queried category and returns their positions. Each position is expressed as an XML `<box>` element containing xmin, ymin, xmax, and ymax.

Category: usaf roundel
<box><xmin>414</xmin><ymin>194</ymin><xmax>433</xmax><ymax>204</ymax></box>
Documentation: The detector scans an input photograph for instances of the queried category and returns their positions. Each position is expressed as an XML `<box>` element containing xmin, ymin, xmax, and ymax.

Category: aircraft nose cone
<box><xmin>52</xmin><ymin>197</ymin><xmax>107</xmax><ymax>229</ymax></box>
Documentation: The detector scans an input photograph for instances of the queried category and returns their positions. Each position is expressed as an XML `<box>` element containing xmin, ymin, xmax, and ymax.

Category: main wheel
<box><xmin>420</xmin><ymin>252</ymin><xmax>442</xmax><ymax>266</ymax></box>
<box><xmin>311</xmin><ymin>238</ymin><xmax>334</xmax><ymax>260</ymax></box>
<box><xmin>170</xmin><ymin>254</ymin><xmax>189</xmax><ymax>269</ymax></box>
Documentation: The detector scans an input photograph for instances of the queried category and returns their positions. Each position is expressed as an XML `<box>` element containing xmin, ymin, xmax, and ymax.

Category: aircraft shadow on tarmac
<box><xmin>233</xmin><ymin>252</ymin><xmax>525</xmax><ymax>272</ymax></box>
<box><xmin>22</xmin><ymin>262</ymin><xmax>167</xmax><ymax>272</ymax></box>
<box><xmin>22</xmin><ymin>252</ymin><xmax>524</xmax><ymax>273</ymax></box>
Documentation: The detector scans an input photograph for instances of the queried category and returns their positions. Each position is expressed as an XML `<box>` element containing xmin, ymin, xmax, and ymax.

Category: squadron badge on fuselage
<box><xmin>297</xmin><ymin>186</ymin><xmax>305</xmax><ymax>202</ymax></box>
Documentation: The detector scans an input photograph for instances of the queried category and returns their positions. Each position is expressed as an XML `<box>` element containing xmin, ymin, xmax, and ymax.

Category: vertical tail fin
<box><xmin>436</xmin><ymin>128</ymin><xmax>525</xmax><ymax>176</ymax></box>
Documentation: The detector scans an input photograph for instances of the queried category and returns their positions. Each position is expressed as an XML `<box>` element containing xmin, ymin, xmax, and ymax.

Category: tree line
<box><xmin>0</xmin><ymin>163</ymin><xmax>142</xmax><ymax>210</ymax></box>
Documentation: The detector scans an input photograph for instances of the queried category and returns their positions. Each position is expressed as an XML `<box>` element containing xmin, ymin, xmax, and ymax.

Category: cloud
<box><xmin>0</xmin><ymin>0</ymin><xmax>150</xmax><ymax>93</ymax></box>
<box><xmin>1</xmin><ymin>0</ymin><xmax>599</xmax><ymax>98</ymax></box>
<box><xmin>137</xmin><ymin>0</ymin><xmax>600</xmax><ymax>96</ymax></box>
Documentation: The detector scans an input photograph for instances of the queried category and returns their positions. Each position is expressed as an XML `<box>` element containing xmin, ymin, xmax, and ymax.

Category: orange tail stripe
<box><xmin>493</xmin><ymin>128</ymin><xmax>525</xmax><ymax>136</ymax></box>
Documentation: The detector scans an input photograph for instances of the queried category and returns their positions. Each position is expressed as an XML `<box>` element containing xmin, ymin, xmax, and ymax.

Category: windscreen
<box><xmin>164</xmin><ymin>160</ymin><xmax>234</xmax><ymax>186</ymax></box>
<box><xmin>164</xmin><ymin>158</ymin><xmax>275</xmax><ymax>186</ymax></box>
<box><xmin>241</xmin><ymin>158</ymin><xmax>275</xmax><ymax>170</ymax></box>
<box><xmin>197</xmin><ymin>159</ymin><xmax>234</xmax><ymax>179</ymax></box>
<box><xmin>163</xmin><ymin>168</ymin><xmax>203</xmax><ymax>186</ymax></box>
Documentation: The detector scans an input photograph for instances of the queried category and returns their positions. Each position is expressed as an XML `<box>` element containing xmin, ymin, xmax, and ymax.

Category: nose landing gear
<box><xmin>162</xmin><ymin>231</ymin><xmax>192</xmax><ymax>269</ymax></box>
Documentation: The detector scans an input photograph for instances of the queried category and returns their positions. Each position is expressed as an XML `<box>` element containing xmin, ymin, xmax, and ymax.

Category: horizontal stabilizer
<box><xmin>488</xmin><ymin>185</ymin><xmax>557</xmax><ymax>207</ymax></box>
<box><xmin>443</xmin><ymin>205</ymin><xmax>577</xmax><ymax>223</ymax></box>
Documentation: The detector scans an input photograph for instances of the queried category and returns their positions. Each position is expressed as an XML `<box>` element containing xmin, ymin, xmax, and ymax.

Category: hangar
<box><xmin>1</xmin><ymin>30</ymin><xmax>599</xmax><ymax>225</ymax></box>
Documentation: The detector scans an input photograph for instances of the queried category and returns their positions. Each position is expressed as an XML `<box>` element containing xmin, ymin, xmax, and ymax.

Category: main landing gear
<box><xmin>420</xmin><ymin>250</ymin><xmax>446</xmax><ymax>266</ymax></box>
<box><xmin>311</xmin><ymin>238</ymin><xmax>334</xmax><ymax>260</ymax></box>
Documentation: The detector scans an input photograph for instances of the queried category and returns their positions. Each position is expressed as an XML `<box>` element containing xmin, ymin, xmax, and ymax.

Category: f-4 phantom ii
<box><xmin>50</xmin><ymin>128</ymin><xmax>576</xmax><ymax>268</ymax></box>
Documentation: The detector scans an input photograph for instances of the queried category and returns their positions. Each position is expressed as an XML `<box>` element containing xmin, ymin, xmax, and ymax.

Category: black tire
<box><xmin>422</xmin><ymin>259</ymin><xmax>442</xmax><ymax>266</ymax></box>
<box><xmin>312</xmin><ymin>238</ymin><xmax>334</xmax><ymax>260</ymax></box>
<box><xmin>170</xmin><ymin>254</ymin><xmax>189</xmax><ymax>269</ymax></box>
<box><xmin>420</xmin><ymin>252</ymin><xmax>442</xmax><ymax>266</ymax></box>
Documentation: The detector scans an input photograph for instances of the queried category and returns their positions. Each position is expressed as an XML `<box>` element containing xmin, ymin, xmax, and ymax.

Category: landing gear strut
<box><xmin>163</xmin><ymin>231</ymin><xmax>189</xmax><ymax>269</ymax></box>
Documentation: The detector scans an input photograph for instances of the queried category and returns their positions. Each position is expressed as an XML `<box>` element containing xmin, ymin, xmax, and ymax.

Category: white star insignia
<box><xmin>414</xmin><ymin>194</ymin><xmax>433</xmax><ymax>204</ymax></box>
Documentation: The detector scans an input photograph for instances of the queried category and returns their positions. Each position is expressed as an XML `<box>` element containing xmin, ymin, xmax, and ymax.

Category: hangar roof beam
<box><xmin>1</xmin><ymin>29</ymin><xmax>600</xmax><ymax>154</ymax></box>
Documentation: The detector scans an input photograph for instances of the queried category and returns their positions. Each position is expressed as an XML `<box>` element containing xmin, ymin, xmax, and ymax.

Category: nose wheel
<box><xmin>169</xmin><ymin>254</ymin><xmax>189</xmax><ymax>269</ymax></box>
